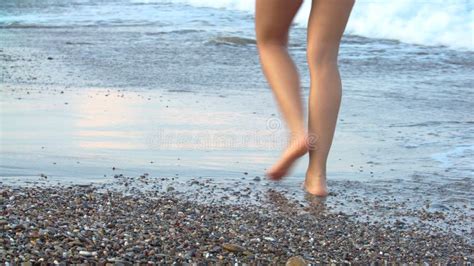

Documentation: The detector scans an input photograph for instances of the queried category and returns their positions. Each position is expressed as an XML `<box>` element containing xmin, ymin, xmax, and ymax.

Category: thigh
<box><xmin>255</xmin><ymin>0</ymin><xmax>303</xmax><ymax>46</ymax></box>
<box><xmin>307</xmin><ymin>0</ymin><xmax>355</xmax><ymax>50</ymax></box>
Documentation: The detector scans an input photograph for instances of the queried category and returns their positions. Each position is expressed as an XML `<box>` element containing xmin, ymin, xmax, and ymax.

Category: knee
<box><xmin>306</xmin><ymin>41</ymin><xmax>339</xmax><ymax>68</ymax></box>
<box><xmin>256</xmin><ymin>30</ymin><xmax>288</xmax><ymax>51</ymax></box>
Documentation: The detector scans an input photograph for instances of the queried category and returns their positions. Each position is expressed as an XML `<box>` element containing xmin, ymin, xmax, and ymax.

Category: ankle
<box><xmin>306</xmin><ymin>170</ymin><xmax>326</xmax><ymax>180</ymax></box>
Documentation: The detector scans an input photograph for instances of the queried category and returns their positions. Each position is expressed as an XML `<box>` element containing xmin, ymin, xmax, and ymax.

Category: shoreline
<box><xmin>1</xmin><ymin>5</ymin><xmax>473</xmax><ymax>263</ymax></box>
<box><xmin>1</xmin><ymin>176</ymin><xmax>472</xmax><ymax>264</ymax></box>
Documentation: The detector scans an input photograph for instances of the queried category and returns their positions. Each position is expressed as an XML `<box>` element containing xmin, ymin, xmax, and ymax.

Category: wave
<box><xmin>0</xmin><ymin>21</ymin><xmax>157</xmax><ymax>29</ymax></box>
<box><xmin>0</xmin><ymin>23</ymin><xmax>72</xmax><ymax>29</ymax></box>
<box><xmin>136</xmin><ymin>0</ymin><xmax>473</xmax><ymax>51</ymax></box>
<box><xmin>431</xmin><ymin>145</ymin><xmax>474</xmax><ymax>169</ymax></box>
<box><xmin>207</xmin><ymin>36</ymin><xmax>256</xmax><ymax>46</ymax></box>
<box><xmin>144</xmin><ymin>29</ymin><xmax>205</xmax><ymax>36</ymax></box>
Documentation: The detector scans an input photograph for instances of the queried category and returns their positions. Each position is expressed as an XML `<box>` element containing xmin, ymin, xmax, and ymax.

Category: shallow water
<box><xmin>0</xmin><ymin>0</ymin><xmax>473</xmax><ymax>235</ymax></box>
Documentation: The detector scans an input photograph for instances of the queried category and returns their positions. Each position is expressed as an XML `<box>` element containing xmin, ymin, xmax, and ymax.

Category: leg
<box><xmin>255</xmin><ymin>0</ymin><xmax>307</xmax><ymax>180</ymax></box>
<box><xmin>305</xmin><ymin>0</ymin><xmax>355</xmax><ymax>196</ymax></box>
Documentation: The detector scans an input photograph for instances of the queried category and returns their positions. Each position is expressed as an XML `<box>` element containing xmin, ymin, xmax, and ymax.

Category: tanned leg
<box><xmin>255</xmin><ymin>0</ymin><xmax>307</xmax><ymax>180</ymax></box>
<box><xmin>305</xmin><ymin>0</ymin><xmax>355</xmax><ymax>196</ymax></box>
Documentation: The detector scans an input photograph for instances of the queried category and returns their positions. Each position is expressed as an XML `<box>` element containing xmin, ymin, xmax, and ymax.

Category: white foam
<box><xmin>431</xmin><ymin>145</ymin><xmax>474</xmax><ymax>169</ymax></box>
<box><xmin>137</xmin><ymin>0</ymin><xmax>473</xmax><ymax>51</ymax></box>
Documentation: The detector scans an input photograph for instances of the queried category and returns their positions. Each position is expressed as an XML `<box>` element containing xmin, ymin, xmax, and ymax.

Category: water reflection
<box><xmin>304</xmin><ymin>193</ymin><xmax>328</xmax><ymax>214</ymax></box>
<box><xmin>265</xmin><ymin>188</ymin><xmax>328</xmax><ymax>216</ymax></box>
<box><xmin>74</xmin><ymin>91</ymin><xmax>145</xmax><ymax>150</ymax></box>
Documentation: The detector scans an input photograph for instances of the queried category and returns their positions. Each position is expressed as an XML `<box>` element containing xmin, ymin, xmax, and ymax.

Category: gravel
<box><xmin>1</xmin><ymin>177</ymin><xmax>472</xmax><ymax>264</ymax></box>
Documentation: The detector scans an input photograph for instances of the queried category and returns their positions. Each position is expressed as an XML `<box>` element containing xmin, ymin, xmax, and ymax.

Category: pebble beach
<box><xmin>1</xmin><ymin>175</ymin><xmax>473</xmax><ymax>264</ymax></box>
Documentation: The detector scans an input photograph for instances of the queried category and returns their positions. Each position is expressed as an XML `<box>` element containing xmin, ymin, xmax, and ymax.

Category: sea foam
<box><xmin>134</xmin><ymin>0</ymin><xmax>473</xmax><ymax>51</ymax></box>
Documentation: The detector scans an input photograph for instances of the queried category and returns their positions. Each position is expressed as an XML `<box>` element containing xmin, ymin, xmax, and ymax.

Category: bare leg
<box><xmin>305</xmin><ymin>0</ymin><xmax>354</xmax><ymax>196</ymax></box>
<box><xmin>255</xmin><ymin>0</ymin><xmax>307</xmax><ymax>180</ymax></box>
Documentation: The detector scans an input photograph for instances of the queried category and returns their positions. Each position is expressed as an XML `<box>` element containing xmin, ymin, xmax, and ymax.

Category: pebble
<box><xmin>286</xmin><ymin>256</ymin><xmax>307</xmax><ymax>266</ymax></box>
<box><xmin>79</xmin><ymin>251</ymin><xmax>97</xmax><ymax>257</ymax></box>
<box><xmin>222</xmin><ymin>243</ymin><xmax>245</xmax><ymax>253</ymax></box>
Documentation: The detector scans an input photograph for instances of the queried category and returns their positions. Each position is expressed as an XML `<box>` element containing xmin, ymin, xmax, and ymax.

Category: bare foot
<box><xmin>304</xmin><ymin>173</ymin><xmax>328</xmax><ymax>197</ymax></box>
<box><xmin>266</xmin><ymin>134</ymin><xmax>308</xmax><ymax>181</ymax></box>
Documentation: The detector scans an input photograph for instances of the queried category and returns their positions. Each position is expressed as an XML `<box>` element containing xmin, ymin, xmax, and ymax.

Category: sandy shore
<box><xmin>1</xmin><ymin>176</ymin><xmax>472</xmax><ymax>264</ymax></box>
